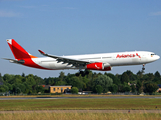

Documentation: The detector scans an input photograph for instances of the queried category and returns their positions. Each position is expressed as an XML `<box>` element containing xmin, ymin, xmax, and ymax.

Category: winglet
<box><xmin>38</xmin><ymin>50</ymin><xmax>45</xmax><ymax>55</ymax></box>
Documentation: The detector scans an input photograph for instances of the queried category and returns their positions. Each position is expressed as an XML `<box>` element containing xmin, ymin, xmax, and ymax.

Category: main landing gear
<box><xmin>75</xmin><ymin>69</ymin><xmax>90</xmax><ymax>77</ymax></box>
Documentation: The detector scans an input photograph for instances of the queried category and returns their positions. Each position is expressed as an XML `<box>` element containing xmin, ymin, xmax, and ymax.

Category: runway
<box><xmin>0</xmin><ymin>96</ymin><xmax>161</xmax><ymax>100</ymax></box>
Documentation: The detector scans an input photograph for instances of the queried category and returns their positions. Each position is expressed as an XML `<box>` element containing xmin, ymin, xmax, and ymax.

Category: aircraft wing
<box><xmin>38</xmin><ymin>50</ymin><xmax>90</xmax><ymax>67</ymax></box>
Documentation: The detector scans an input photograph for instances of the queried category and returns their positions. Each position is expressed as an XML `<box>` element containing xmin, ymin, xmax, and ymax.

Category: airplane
<box><xmin>3</xmin><ymin>39</ymin><xmax>160</xmax><ymax>75</ymax></box>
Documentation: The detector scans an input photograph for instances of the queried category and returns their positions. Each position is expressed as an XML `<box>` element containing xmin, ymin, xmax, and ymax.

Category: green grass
<box><xmin>0</xmin><ymin>98</ymin><xmax>161</xmax><ymax>111</ymax></box>
<box><xmin>0</xmin><ymin>112</ymin><xmax>161</xmax><ymax>120</ymax></box>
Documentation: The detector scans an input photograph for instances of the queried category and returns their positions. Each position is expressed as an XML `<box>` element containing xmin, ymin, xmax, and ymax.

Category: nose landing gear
<box><xmin>142</xmin><ymin>64</ymin><xmax>145</xmax><ymax>70</ymax></box>
<box><xmin>142</xmin><ymin>64</ymin><xmax>145</xmax><ymax>72</ymax></box>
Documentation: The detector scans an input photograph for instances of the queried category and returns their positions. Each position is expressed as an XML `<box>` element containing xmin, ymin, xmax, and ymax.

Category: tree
<box><xmin>36</xmin><ymin>86</ymin><xmax>45</xmax><ymax>93</ymax></box>
<box><xmin>82</xmin><ymin>77</ymin><xmax>90</xmax><ymax>90</ymax></box>
<box><xmin>131</xmin><ymin>84</ymin><xmax>136</xmax><ymax>93</ymax></box>
<box><xmin>108</xmin><ymin>84</ymin><xmax>118</xmax><ymax>93</ymax></box>
<box><xmin>44</xmin><ymin>77</ymin><xmax>57</xmax><ymax>85</ymax></box>
<box><xmin>144</xmin><ymin>82</ymin><xmax>159</xmax><ymax>95</ymax></box>
<box><xmin>3</xmin><ymin>74</ymin><xmax>14</xmax><ymax>84</ymax></box>
<box><xmin>25</xmin><ymin>74</ymin><xmax>36</xmax><ymax>86</ymax></box>
<box><xmin>125</xmin><ymin>70</ymin><xmax>137</xmax><ymax>81</ymax></box>
<box><xmin>137</xmin><ymin>70</ymin><xmax>143</xmax><ymax>79</ymax></box>
<box><xmin>146</xmin><ymin>73</ymin><xmax>154</xmax><ymax>81</ymax></box>
<box><xmin>0</xmin><ymin>87</ymin><xmax>5</xmax><ymax>92</ymax></box>
<box><xmin>120</xmin><ymin>72</ymin><xmax>129</xmax><ymax>83</ymax></box>
<box><xmin>1</xmin><ymin>70</ymin><xmax>161</xmax><ymax>95</ymax></box>
<box><xmin>0</xmin><ymin>84</ymin><xmax>9</xmax><ymax>92</ymax></box>
<box><xmin>18</xmin><ymin>83</ymin><xmax>25</xmax><ymax>93</ymax></box>
<box><xmin>140</xmin><ymin>74</ymin><xmax>148</xmax><ymax>82</ymax></box>
<box><xmin>55</xmin><ymin>81</ymin><xmax>66</xmax><ymax>86</ymax></box>
<box><xmin>24</xmin><ymin>82</ymin><xmax>32</xmax><ymax>94</ymax></box>
<box><xmin>86</xmin><ymin>70</ymin><xmax>93</xmax><ymax>79</ymax></box>
<box><xmin>118</xmin><ymin>84</ymin><xmax>130</xmax><ymax>92</ymax></box>
<box><xmin>95</xmin><ymin>85</ymin><xmax>103</xmax><ymax>94</ymax></box>
<box><xmin>0</xmin><ymin>73</ymin><xmax>3</xmax><ymax>82</ymax></box>
<box><xmin>69</xmin><ymin>76</ymin><xmax>83</xmax><ymax>89</ymax></box>
<box><xmin>11</xmin><ymin>83</ymin><xmax>25</xmax><ymax>94</ymax></box>
<box><xmin>153</xmin><ymin>71</ymin><xmax>161</xmax><ymax>84</ymax></box>
<box><xmin>5</xmin><ymin>83</ymin><xmax>13</xmax><ymax>92</ymax></box>
<box><xmin>71</xmin><ymin>87</ymin><xmax>78</xmax><ymax>94</ymax></box>
<box><xmin>93</xmin><ymin>75</ymin><xmax>113</xmax><ymax>93</ymax></box>
<box><xmin>136</xmin><ymin>80</ymin><xmax>142</xmax><ymax>94</ymax></box>
<box><xmin>13</xmin><ymin>75</ymin><xmax>23</xmax><ymax>84</ymax></box>
<box><xmin>123</xmin><ymin>85</ymin><xmax>131</xmax><ymax>92</ymax></box>
<box><xmin>105</xmin><ymin>73</ymin><xmax>120</xmax><ymax>85</ymax></box>
<box><xmin>155</xmin><ymin>71</ymin><xmax>160</xmax><ymax>78</ymax></box>
<box><xmin>118</xmin><ymin>84</ymin><xmax>125</xmax><ymax>92</ymax></box>
<box><xmin>59</xmin><ymin>71</ymin><xmax>65</xmax><ymax>81</ymax></box>
<box><xmin>33</xmin><ymin>75</ymin><xmax>44</xmax><ymax>85</ymax></box>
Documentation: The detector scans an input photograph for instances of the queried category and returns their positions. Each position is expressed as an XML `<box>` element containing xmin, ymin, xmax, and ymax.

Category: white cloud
<box><xmin>149</xmin><ymin>11</ymin><xmax>161</xmax><ymax>16</ymax></box>
<box><xmin>0</xmin><ymin>10</ymin><xmax>20</xmax><ymax>17</ymax></box>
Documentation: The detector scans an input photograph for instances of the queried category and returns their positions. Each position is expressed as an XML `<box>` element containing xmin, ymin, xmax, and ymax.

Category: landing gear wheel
<box><xmin>84</xmin><ymin>69</ymin><xmax>90</xmax><ymax>75</ymax></box>
<box><xmin>75</xmin><ymin>73</ymin><xmax>80</xmax><ymax>76</ymax></box>
<box><xmin>75</xmin><ymin>71</ymin><xmax>85</xmax><ymax>77</ymax></box>
<box><xmin>75</xmin><ymin>69</ymin><xmax>90</xmax><ymax>77</ymax></box>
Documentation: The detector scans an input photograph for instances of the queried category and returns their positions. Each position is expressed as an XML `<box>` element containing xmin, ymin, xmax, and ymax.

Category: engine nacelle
<box><xmin>86</xmin><ymin>62</ymin><xmax>111</xmax><ymax>71</ymax></box>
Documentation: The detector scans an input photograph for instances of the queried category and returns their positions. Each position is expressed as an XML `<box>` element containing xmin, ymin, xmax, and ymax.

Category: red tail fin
<box><xmin>7</xmin><ymin>39</ymin><xmax>37</xmax><ymax>60</ymax></box>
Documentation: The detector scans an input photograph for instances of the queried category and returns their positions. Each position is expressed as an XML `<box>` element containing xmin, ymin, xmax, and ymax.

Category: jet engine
<box><xmin>86</xmin><ymin>62</ymin><xmax>111</xmax><ymax>71</ymax></box>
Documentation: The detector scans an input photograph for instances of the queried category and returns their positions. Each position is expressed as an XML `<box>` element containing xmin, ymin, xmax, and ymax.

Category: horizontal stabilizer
<box><xmin>3</xmin><ymin>58</ymin><xmax>25</xmax><ymax>64</ymax></box>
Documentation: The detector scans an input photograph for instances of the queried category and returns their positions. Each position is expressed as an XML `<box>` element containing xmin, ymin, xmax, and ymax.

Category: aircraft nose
<box><xmin>156</xmin><ymin>55</ymin><xmax>160</xmax><ymax>60</ymax></box>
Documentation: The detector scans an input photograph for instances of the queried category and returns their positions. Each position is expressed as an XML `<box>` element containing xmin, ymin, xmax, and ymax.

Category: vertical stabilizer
<box><xmin>6</xmin><ymin>39</ymin><xmax>37</xmax><ymax>60</ymax></box>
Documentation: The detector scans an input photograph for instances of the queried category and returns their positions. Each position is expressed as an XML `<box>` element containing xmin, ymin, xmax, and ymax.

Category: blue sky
<box><xmin>1</xmin><ymin>0</ymin><xmax>161</xmax><ymax>78</ymax></box>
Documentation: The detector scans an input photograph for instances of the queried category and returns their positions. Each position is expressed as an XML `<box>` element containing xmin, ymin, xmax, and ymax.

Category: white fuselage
<box><xmin>31</xmin><ymin>51</ymin><xmax>160</xmax><ymax>70</ymax></box>
<box><xmin>6</xmin><ymin>39</ymin><xmax>160</xmax><ymax>71</ymax></box>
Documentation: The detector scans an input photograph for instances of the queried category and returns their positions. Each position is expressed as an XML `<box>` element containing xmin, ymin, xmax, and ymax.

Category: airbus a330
<box><xmin>4</xmin><ymin>39</ymin><xmax>160</xmax><ymax>75</ymax></box>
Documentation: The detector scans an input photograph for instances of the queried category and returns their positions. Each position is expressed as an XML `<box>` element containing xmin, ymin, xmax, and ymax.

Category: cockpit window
<box><xmin>151</xmin><ymin>54</ymin><xmax>156</xmax><ymax>57</ymax></box>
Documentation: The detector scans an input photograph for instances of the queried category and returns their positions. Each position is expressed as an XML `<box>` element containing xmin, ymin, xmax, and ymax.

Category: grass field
<box><xmin>0</xmin><ymin>112</ymin><xmax>161</xmax><ymax>120</ymax></box>
<box><xmin>0</xmin><ymin>98</ymin><xmax>161</xmax><ymax>111</ymax></box>
<box><xmin>0</xmin><ymin>97</ymin><xmax>161</xmax><ymax>119</ymax></box>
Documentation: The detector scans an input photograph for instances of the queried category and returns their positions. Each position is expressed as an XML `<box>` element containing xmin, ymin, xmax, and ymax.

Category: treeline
<box><xmin>0</xmin><ymin>70</ymin><xmax>160</xmax><ymax>95</ymax></box>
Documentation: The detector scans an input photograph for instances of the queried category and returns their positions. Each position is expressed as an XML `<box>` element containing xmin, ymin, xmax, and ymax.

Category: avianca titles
<box><xmin>4</xmin><ymin>39</ymin><xmax>160</xmax><ymax>71</ymax></box>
